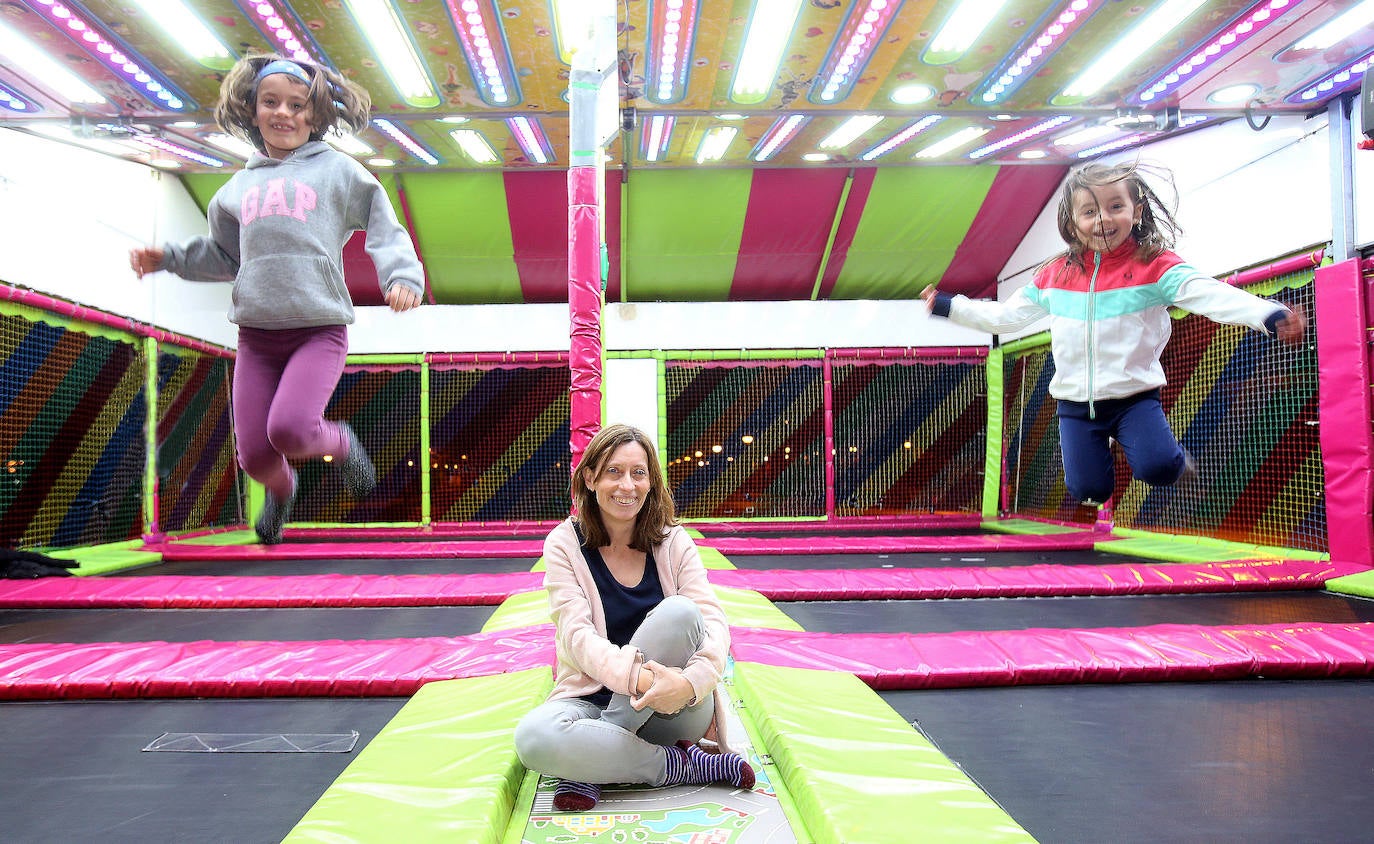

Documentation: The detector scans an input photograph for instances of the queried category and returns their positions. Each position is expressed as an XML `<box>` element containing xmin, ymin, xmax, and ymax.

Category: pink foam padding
<box><xmin>700</xmin><ymin>532</ymin><xmax>1105</xmax><ymax>555</ymax></box>
<box><xmin>0</xmin><ymin>625</ymin><xmax>556</xmax><ymax>700</ymax></box>
<box><xmin>707</xmin><ymin>559</ymin><xmax>1366</xmax><ymax>600</ymax></box>
<box><xmin>283</xmin><ymin>522</ymin><xmax>557</xmax><ymax>540</ymax></box>
<box><xmin>730</xmin><ymin>623</ymin><xmax>1374</xmax><ymax>689</ymax></box>
<box><xmin>148</xmin><ymin>539</ymin><xmax>546</xmax><ymax>561</ymax></box>
<box><xmin>0</xmin><ymin>571</ymin><xmax>545</xmax><ymax>609</ymax></box>
<box><xmin>691</xmin><ymin>514</ymin><xmax>983</xmax><ymax>534</ymax></box>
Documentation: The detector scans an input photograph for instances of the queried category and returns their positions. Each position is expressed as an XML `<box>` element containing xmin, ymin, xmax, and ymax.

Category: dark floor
<box><xmin>0</xmin><ymin>697</ymin><xmax>406</xmax><ymax>844</ymax></box>
<box><xmin>883</xmin><ymin>679</ymin><xmax>1374</xmax><ymax>844</ymax></box>
<box><xmin>119</xmin><ymin>556</ymin><xmax>539</xmax><ymax>576</ymax></box>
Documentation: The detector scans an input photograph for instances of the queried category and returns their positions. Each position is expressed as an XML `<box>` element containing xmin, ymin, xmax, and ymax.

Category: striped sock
<box><xmin>663</xmin><ymin>741</ymin><xmax>756</xmax><ymax>791</ymax></box>
<box><xmin>552</xmin><ymin>779</ymin><xmax>601</xmax><ymax>812</ymax></box>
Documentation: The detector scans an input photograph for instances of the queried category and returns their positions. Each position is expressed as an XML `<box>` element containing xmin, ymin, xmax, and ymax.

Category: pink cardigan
<box><xmin>541</xmin><ymin>518</ymin><xmax>734</xmax><ymax>749</ymax></box>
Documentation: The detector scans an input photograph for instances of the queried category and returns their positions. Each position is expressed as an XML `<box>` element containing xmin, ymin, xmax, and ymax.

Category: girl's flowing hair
<box><xmin>1053</xmin><ymin>160</ymin><xmax>1184</xmax><ymax>269</ymax></box>
<box><xmin>571</xmin><ymin>424</ymin><xmax>678</xmax><ymax>551</ymax></box>
<box><xmin>214</xmin><ymin>53</ymin><xmax>371</xmax><ymax>153</ymax></box>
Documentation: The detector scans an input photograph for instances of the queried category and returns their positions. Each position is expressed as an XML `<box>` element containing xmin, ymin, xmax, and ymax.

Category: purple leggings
<box><xmin>233</xmin><ymin>325</ymin><xmax>350</xmax><ymax>499</ymax></box>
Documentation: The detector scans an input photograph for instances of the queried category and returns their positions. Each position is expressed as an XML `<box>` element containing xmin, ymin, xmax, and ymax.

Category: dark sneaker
<box><xmin>255</xmin><ymin>485</ymin><xmax>296</xmax><ymax>545</ymax></box>
<box><xmin>338</xmin><ymin>422</ymin><xmax>376</xmax><ymax>499</ymax></box>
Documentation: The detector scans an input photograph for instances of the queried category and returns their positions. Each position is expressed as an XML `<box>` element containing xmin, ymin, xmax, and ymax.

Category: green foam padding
<box><xmin>1322</xmin><ymin>570</ymin><xmax>1374</xmax><ymax>598</ymax></box>
<box><xmin>50</xmin><ymin>548</ymin><xmax>163</xmax><ymax>576</ymax></box>
<box><xmin>685</xmin><ymin>527</ymin><xmax>705</xmax><ymax>538</ymax></box>
<box><xmin>168</xmin><ymin>530</ymin><xmax>260</xmax><ymax>546</ymax></box>
<box><xmin>732</xmin><ymin>663</ymin><xmax>1036</xmax><ymax>844</ymax></box>
<box><xmin>1099</xmin><ymin>532</ymin><xmax>1326</xmax><ymax>563</ymax></box>
<box><xmin>714</xmin><ymin>585</ymin><xmax>802</xmax><ymax>631</ymax></box>
<box><xmin>697</xmin><ymin>546</ymin><xmax>735</xmax><ymax>569</ymax></box>
<box><xmin>284</xmin><ymin>669</ymin><xmax>551</xmax><ymax>844</ymax></box>
<box><xmin>482</xmin><ymin>589</ymin><xmax>549</xmax><ymax>632</ymax></box>
<box><xmin>982</xmin><ymin>518</ymin><xmax>1092</xmax><ymax>536</ymax></box>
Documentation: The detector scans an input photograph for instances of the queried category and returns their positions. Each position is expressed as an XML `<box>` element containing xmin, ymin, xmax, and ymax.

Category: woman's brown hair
<box><xmin>571</xmin><ymin>423</ymin><xmax>678</xmax><ymax>551</ymax></box>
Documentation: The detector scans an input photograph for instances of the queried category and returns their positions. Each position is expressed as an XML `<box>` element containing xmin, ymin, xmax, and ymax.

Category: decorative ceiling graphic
<box><xmin>1</xmin><ymin>1</ymin><xmax>1368</xmax><ymax>303</ymax></box>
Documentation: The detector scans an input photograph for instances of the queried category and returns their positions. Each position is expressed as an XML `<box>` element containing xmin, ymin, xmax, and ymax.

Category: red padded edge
<box><xmin>148</xmin><ymin>539</ymin><xmax>546</xmax><ymax>560</ymax></box>
<box><xmin>0</xmin><ymin>626</ymin><xmax>555</xmax><ymax>700</ymax></box>
<box><xmin>0</xmin><ymin>571</ymin><xmax>544</xmax><ymax>608</ymax></box>
<box><xmin>283</xmin><ymin>522</ymin><xmax>557</xmax><ymax>540</ymax></box>
<box><xmin>730</xmin><ymin>623</ymin><xmax>1374</xmax><ymax>689</ymax></box>
<box><xmin>707</xmin><ymin>559</ymin><xmax>1365</xmax><ymax>600</ymax></box>
<box><xmin>700</xmin><ymin>532</ymin><xmax>1106</xmax><ymax>555</ymax></box>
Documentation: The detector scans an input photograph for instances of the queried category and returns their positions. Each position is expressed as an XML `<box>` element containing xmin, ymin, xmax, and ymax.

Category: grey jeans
<box><xmin>513</xmin><ymin>594</ymin><xmax>715</xmax><ymax>786</ymax></box>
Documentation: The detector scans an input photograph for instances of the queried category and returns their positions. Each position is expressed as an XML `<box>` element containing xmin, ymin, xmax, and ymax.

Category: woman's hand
<box><xmin>385</xmin><ymin>284</ymin><xmax>422</xmax><ymax>312</ymax></box>
<box><xmin>129</xmin><ymin>247</ymin><xmax>165</xmax><ymax>279</ymax></box>
<box><xmin>631</xmin><ymin>659</ymin><xmax>696</xmax><ymax>714</ymax></box>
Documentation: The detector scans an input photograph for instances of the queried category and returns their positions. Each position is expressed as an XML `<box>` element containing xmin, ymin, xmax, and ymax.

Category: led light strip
<box><xmin>372</xmin><ymin>117</ymin><xmax>440</xmax><ymax>165</ymax></box>
<box><xmin>507</xmin><ymin>115</ymin><xmax>553</xmax><ymax>164</ymax></box>
<box><xmin>1075</xmin><ymin>133</ymin><xmax>1150</xmax><ymax>157</ymax></box>
<box><xmin>978</xmin><ymin>0</ymin><xmax>1103</xmax><ymax>104</ymax></box>
<box><xmin>1137</xmin><ymin>0</ymin><xmax>1298</xmax><ymax>104</ymax></box>
<box><xmin>23</xmin><ymin>0</ymin><xmax>194</xmax><ymax>110</ymax></box>
<box><xmin>859</xmin><ymin>114</ymin><xmax>941</xmax><ymax>161</ymax></box>
<box><xmin>235</xmin><ymin>0</ymin><xmax>327</xmax><ymax>64</ymax></box>
<box><xmin>751</xmin><ymin>114</ymin><xmax>810</xmax><ymax>161</ymax></box>
<box><xmin>444</xmin><ymin>0</ymin><xmax>521</xmax><ymax>106</ymax></box>
<box><xmin>809</xmin><ymin>0</ymin><xmax>904</xmax><ymax>104</ymax></box>
<box><xmin>640</xmin><ymin>114</ymin><xmax>675</xmax><ymax>161</ymax></box>
<box><xmin>0</xmin><ymin>81</ymin><xmax>37</xmax><ymax>112</ymax></box>
<box><xmin>646</xmin><ymin>0</ymin><xmax>701</xmax><ymax>104</ymax></box>
<box><xmin>1287</xmin><ymin>49</ymin><xmax>1373</xmax><ymax>103</ymax></box>
<box><xmin>133</xmin><ymin>134</ymin><xmax>226</xmax><ymax>167</ymax></box>
<box><xmin>968</xmin><ymin>115</ymin><xmax>1074</xmax><ymax>159</ymax></box>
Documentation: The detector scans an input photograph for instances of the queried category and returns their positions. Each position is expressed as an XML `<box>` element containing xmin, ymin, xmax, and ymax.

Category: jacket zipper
<box><xmin>1086</xmin><ymin>251</ymin><xmax>1100</xmax><ymax>419</ymax></box>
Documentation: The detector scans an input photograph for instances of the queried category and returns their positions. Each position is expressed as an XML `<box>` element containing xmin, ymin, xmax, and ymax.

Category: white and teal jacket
<box><xmin>930</xmin><ymin>240</ymin><xmax>1290</xmax><ymax>404</ymax></box>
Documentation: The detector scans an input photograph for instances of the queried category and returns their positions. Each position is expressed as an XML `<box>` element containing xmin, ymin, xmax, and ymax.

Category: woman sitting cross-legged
<box><xmin>513</xmin><ymin>423</ymin><xmax>755</xmax><ymax>811</ymax></box>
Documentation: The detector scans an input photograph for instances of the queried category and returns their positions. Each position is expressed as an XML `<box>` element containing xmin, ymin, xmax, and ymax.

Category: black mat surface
<box><xmin>883</xmin><ymin>679</ymin><xmax>1374</xmax><ymax>844</ymax></box>
<box><xmin>778</xmin><ymin>591</ymin><xmax>1374</xmax><ymax>634</ymax></box>
<box><xmin>723</xmin><ymin>549</ymin><xmax>1167</xmax><ymax>570</ymax></box>
<box><xmin>0</xmin><ymin>605</ymin><xmax>495</xmax><ymax>643</ymax></box>
<box><xmin>121</xmin><ymin>556</ymin><xmax>538</xmax><ymax>576</ymax></box>
<box><xmin>692</xmin><ymin>526</ymin><xmax>990</xmax><ymax>538</ymax></box>
<box><xmin>0</xmin><ymin>697</ymin><xmax>405</xmax><ymax>844</ymax></box>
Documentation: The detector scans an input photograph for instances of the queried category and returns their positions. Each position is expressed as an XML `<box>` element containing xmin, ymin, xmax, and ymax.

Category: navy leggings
<box><xmin>1057</xmin><ymin>390</ymin><xmax>1187</xmax><ymax>505</ymax></box>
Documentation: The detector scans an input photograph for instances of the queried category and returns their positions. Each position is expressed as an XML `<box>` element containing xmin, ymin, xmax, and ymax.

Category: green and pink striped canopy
<box><xmin>180</xmin><ymin>164</ymin><xmax>1065</xmax><ymax>305</ymax></box>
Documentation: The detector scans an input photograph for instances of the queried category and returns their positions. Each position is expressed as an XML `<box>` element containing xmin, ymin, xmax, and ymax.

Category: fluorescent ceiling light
<box><xmin>860</xmin><ymin>115</ymin><xmax>941</xmax><ymax>160</ymax></box>
<box><xmin>890</xmin><ymin>83</ymin><xmax>935</xmax><ymax>105</ymax></box>
<box><xmin>450</xmin><ymin>128</ymin><xmax>499</xmax><ymax>163</ymax></box>
<box><xmin>129</xmin><ymin>0</ymin><xmax>234</xmax><ymax>70</ymax></box>
<box><xmin>926</xmin><ymin>0</ymin><xmax>1009</xmax><ymax>63</ymax></box>
<box><xmin>1291</xmin><ymin>0</ymin><xmax>1374</xmax><ymax>51</ymax></box>
<box><xmin>205</xmin><ymin>132</ymin><xmax>258</xmax><ymax>159</ymax></box>
<box><xmin>1018</xmin><ymin>149</ymin><xmax>1047</xmax><ymax>159</ymax></box>
<box><xmin>343</xmin><ymin>0</ymin><xmax>439</xmax><ymax>107</ymax></box>
<box><xmin>696</xmin><ymin>126</ymin><xmax>737</xmax><ymax>162</ymax></box>
<box><xmin>913</xmin><ymin>126</ymin><xmax>989</xmax><ymax>159</ymax></box>
<box><xmin>325</xmin><ymin>127</ymin><xmax>376</xmax><ymax>156</ymax></box>
<box><xmin>752</xmin><ymin>114</ymin><xmax>809</xmax><ymax>161</ymax></box>
<box><xmin>642</xmin><ymin>114</ymin><xmax>675</xmax><ymax>162</ymax></box>
<box><xmin>818</xmin><ymin>115</ymin><xmax>881</xmax><ymax>149</ymax></box>
<box><xmin>802</xmin><ymin>153</ymin><xmax>829</xmax><ymax>161</ymax></box>
<box><xmin>1208</xmin><ymin>83</ymin><xmax>1260</xmax><ymax>104</ymax></box>
<box><xmin>0</xmin><ymin>20</ymin><xmax>107</xmax><ymax>104</ymax></box>
<box><xmin>1059</xmin><ymin>0</ymin><xmax>1206</xmax><ymax>100</ymax></box>
<box><xmin>1053</xmin><ymin>125</ymin><xmax>1119</xmax><ymax>146</ymax></box>
<box><xmin>730</xmin><ymin>0</ymin><xmax>805</xmax><ymax>104</ymax></box>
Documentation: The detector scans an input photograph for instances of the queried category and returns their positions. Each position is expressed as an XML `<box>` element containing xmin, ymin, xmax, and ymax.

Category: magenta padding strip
<box><xmin>1316</xmin><ymin>259</ymin><xmax>1374</xmax><ymax>565</ymax></box>
<box><xmin>730</xmin><ymin>622</ymin><xmax>1374</xmax><ymax>690</ymax></box>
<box><xmin>0</xmin><ymin>626</ymin><xmax>556</xmax><ymax>700</ymax></box>
<box><xmin>707</xmin><ymin>559</ymin><xmax>1365</xmax><ymax>601</ymax></box>
<box><xmin>284</xmin><ymin>522</ymin><xmax>558</xmax><ymax>540</ymax></box>
<box><xmin>700</xmin><ymin>532</ymin><xmax>1103</xmax><ymax>555</ymax></box>
<box><xmin>1222</xmin><ymin>248</ymin><xmax>1323</xmax><ymax>288</ymax></box>
<box><xmin>691</xmin><ymin>514</ymin><xmax>982</xmax><ymax>534</ymax></box>
<box><xmin>0</xmin><ymin>571</ymin><xmax>544</xmax><ymax>609</ymax></box>
<box><xmin>2</xmin><ymin>282</ymin><xmax>233</xmax><ymax>357</ymax></box>
<box><xmin>148</xmin><ymin>539</ymin><xmax>546</xmax><ymax>560</ymax></box>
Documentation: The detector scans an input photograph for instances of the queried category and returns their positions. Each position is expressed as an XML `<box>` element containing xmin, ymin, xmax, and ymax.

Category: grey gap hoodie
<box><xmin>162</xmin><ymin>141</ymin><xmax>424</xmax><ymax>329</ymax></box>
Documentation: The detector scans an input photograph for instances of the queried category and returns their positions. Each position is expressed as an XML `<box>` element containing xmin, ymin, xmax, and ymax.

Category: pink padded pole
<box><xmin>1315</xmin><ymin>258</ymin><xmax>1374</xmax><ymax>564</ymax></box>
<box><xmin>568</xmin><ymin>165</ymin><xmax>603</xmax><ymax>473</ymax></box>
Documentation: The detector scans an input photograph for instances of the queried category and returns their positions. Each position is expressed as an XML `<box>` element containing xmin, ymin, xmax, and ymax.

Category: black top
<box><xmin>574</xmin><ymin>524</ymin><xmax>665</xmax><ymax>706</ymax></box>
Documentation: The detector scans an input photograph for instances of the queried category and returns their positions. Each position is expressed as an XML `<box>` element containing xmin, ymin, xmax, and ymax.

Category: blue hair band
<box><xmin>255</xmin><ymin>59</ymin><xmax>311</xmax><ymax>86</ymax></box>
